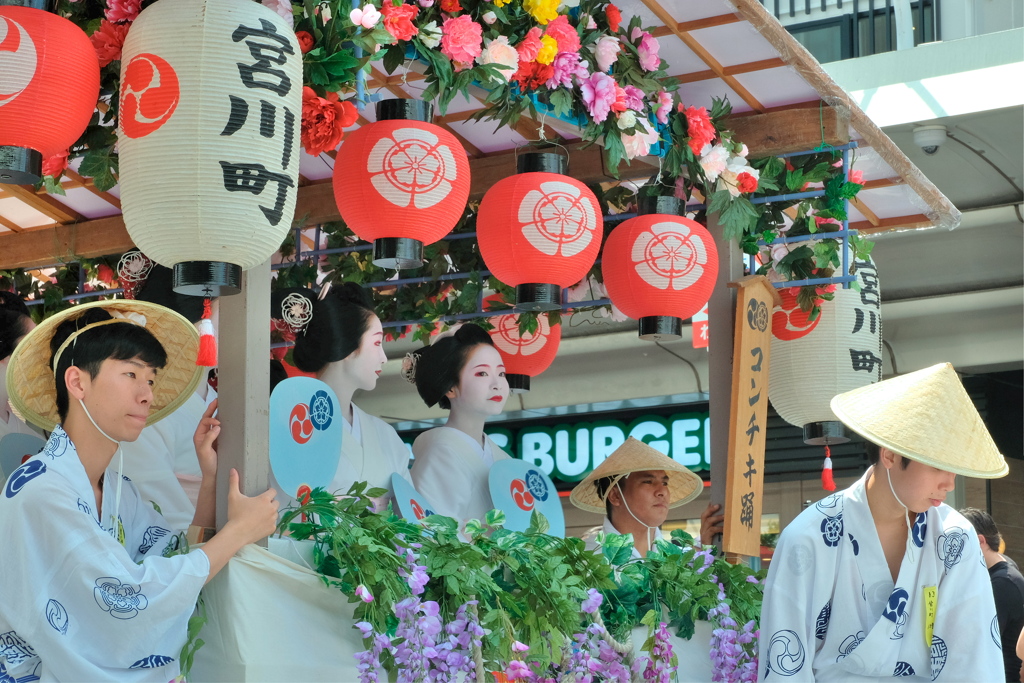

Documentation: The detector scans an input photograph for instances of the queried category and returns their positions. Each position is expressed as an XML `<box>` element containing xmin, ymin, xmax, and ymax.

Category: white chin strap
<box><xmin>615</xmin><ymin>479</ymin><xmax>657</xmax><ymax>551</ymax></box>
<box><xmin>885</xmin><ymin>465</ymin><xmax>916</xmax><ymax>565</ymax></box>
<box><xmin>80</xmin><ymin>399</ymin><xmax>124</xmax><ymax>542</ymax></box>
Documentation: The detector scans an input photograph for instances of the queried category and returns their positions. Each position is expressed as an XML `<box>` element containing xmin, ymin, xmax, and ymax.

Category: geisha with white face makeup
<box><xmin>407</xmin><ymin>325</ymin><xmax>511</xmax><ymax>524</ymax></box>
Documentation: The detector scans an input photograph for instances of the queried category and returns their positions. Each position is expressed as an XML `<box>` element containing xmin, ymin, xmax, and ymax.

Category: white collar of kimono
<box><xmin>883</xmin><ymin>464</ymin><xmax>917</xmax><ymax>566</ymax></box>
<box><xmin>78</xmin><ymin>398</ymin><xmax>125</xmax><ymax>543</ymax></box>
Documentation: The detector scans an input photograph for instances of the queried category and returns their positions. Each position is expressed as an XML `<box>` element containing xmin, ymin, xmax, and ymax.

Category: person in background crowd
<box><xmin>1</xmin><ymin>299</ymin><xmax>39</xmax><ymax>441</ymax></box>
<box><xmin>570</xmin><ymin>437</ymin><xmax>705</xmax><ymax>559</ymax></box>
<box><xmin>406</xmin><ymin>324</ymin><xmax>511</xmax><ymax>524</ymax></box>
<box><xmin>120</xmin><ymin>265</ymin><xmax>217</xmax><ymax>529</ymax></box>
<box><xmin>0</xmin><ymin>300</ymin><xmax>278</xmax><ymax>681</ymax></box>
<box><xmin>760</xmin><ymin>363</ymin><xmax>1006</xmax><ymax>681</ymax></box>
<box><xmin>283</xmin><ymin>283</ymin><xmax>412</xmax><ymax>510</ymax></box>
<box><xmin>960</xmin><ymin>507</ymin><xmax>1024</xmax><ymax>682</ymax></box>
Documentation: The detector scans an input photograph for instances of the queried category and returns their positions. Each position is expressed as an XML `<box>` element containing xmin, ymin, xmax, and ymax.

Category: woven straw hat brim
<box><xmin>569</xmin><ymin>437</ymin><xmax>704</xmax><ymax>513</ymax></box>
<box><xmin>6</xmin><ymin>300</ymin><xmax>202</xmax><ymax>432</ymax></box>
<box><xmin>830</xmin><ymin>362</ymin><xmax>1007</xmax><ymax>479</ymax></box>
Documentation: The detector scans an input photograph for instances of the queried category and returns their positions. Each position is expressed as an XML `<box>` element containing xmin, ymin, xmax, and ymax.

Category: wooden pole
<box><xmin>216</xmin><ymin>258</ymin><xmax>271</xmax><ymax>545</ymax></box>
<box><xmin>707</xmin><ymin>215</ymin><xmax>744</xmax><ymax>549</ymax></box>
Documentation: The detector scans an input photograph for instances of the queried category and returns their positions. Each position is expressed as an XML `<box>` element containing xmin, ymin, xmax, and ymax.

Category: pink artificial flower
<box><xmin>623</xmin><ymin>85</ymin><xmax>644</xmax><ymax>111</ymax></box>
<box><xmin>479</xmin><ymin>36</ymin><xmax>519</xmax><ymax>82</ymax></box>
<box><xmin>580</xmin><ymin>72</ymin><xmax>616</xmax><ymax>123</ymax></box>
<box><xmin>849</xmin><ymin>169</ymin><xmax>864</xmax><ymax>184</ymax></box>
<box><xmin>355</xmin><ymin>584</ymin><xmax>374</xmax><ymax>603</ymax></box>
<box><xmin>506</xmin><ymin>661</ymin><xmax>531</xmax><ymax>681</ymax></box>
<box><xmin>544</xmin><ymin>15</ymin><xmax>580</xmax><ymax>54</ymax></box>
<box><xmin>104</xmin><ymin>0</ymin><xmax>141</xmax><ymax>23</ymax></box>
<box><xmin>814</xmin><ymin>215</ymin><xmax>843</xmax><ymax>230</ymax></box>
<box><xmin>419</xmin><ymin>0</ymin><xmax>435</xmax><ymax>5</ymax></box>
<box><xmin>511</xmin><ymin>641</ymin><xmax>530</xmax><ymax>653</ymax></box>
<box><xmin>545</xmin><ymin>51</ymin><xmax>585</xmax><ymax>89</ymax></box>
<box><xmin>622</xmin><ymin>118</ymin><xmax>659</xmax><ymax>160</ymax></box>
<box><xmin>655</xmin><ymin>90</ymin><xmax>672</xmax><ymax>124</ymax></box>
<box><xmin>90</xmin><ymin>20</ymin><xmax>130</xmax><ymax>68</ymax></box>
<box><xmin>261</xmin><ymin>0</ymin><xmax>295</xmax><ymax>29</ymax></box>
<box><xmin>699</xmin><ymin>144</ymin><xmax>730</xmax><ymax>183</ymax></box>
<box><xmin>441</xmin><ymin>15</ymin><xmax>483</xmax><ymax>71</ymax></box>
<box><xmin>636</xmin><ymin>30</ymin><xmax>660</xmax><ymax>71</ymax></box>
<box><xmin>594</xmin><ymin>34</ymin><xmax>620</xmax><ymax>72</ymax></box>
<box><xmin>517</xmin><ymin>26</ymin><xmax>543</xmax><ymax>62</ymax></box>
<box><xmin>41</xmin><ymin>149</ymin><xmax>69</xmax><ymax>178</ymax></box>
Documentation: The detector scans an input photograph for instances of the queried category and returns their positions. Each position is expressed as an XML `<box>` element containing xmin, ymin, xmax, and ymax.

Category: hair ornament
<box><xmin>317</xmin><ymin>281</ymin><xmax>333</xmax><ymax>301</ymax></box>
<box><xmin>400</xmin><ymin>352</ymin><xmax>419</xmax><ymax>384</ymax></box>
<box><xmin>281</xmin><ymin>292</ymin><xmax>314</xmax><ymax>333</ymax></box>
<box><xmin>116</xmin><ymin>250</ymin><xmax>154</xmax><ymax>300</ymax></box>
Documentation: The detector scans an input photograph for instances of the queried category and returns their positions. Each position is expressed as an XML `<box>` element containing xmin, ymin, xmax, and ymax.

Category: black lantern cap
<box><xmin>638</xmin><ymin>194</ymin><xmax>686</xmax><ymax>217</ymax></box>
<box><xmin>514</xmin><ymin>283</ymin><xmax>561</xmax><ymax>312</ymax></box>
<box><xmin>507</xmin><ymin>374</ymin><xmax>531</xmax><ymax>393</ymax></box>
<box><xmin>803</xmin><ymin>421</ymin><xmax>850</xmax><ymax>446</ymax></box>
<box><xmin>517</xmin><ymin>152</ymin><xmax>567</xmax><ymax>175</ymax></box>
<box><xmin>376</xmin><ymin>99</ymin><xmax>434</xmax><ymax>123</ymax></box>
<box><xmin>638</xmin><ymin>315</ymin><xmax>683</xmax><ymax>342</ymax></box>
<box><xmin>0</xmin><ymin>147</ymin><xmax>42</xmax><ymax>186</ymax></box>
<box><xmin>173</xmin><ymin>261</ymin><xmax>242</xmax><ymax>297</ymax></box>
<box><xmin>372</xmin><ymin>237</ymin><xmax>424</xmax><ymax>270</ymax></box>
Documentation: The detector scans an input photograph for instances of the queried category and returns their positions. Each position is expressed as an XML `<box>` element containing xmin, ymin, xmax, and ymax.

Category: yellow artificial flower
<box><xmin>492</xmin><ymin>0</ymin><xmax>513</xmax><ymax>7</ymax></box>
<box><xmin>523</xmin><ymin>0</ymin><xmax>559</xmax><ymax>24</ymax></box>
<box><xmin>536</xmin><ymin>35</ymin><xmax>558</xmax><ymax>64</ymax></box>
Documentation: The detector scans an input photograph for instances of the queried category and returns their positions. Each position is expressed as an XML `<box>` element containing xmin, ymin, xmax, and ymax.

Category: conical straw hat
<box><xmin>6</xmin><ymin>300</ymin><xmax>202</xmax><ymax>432</ymax></box>
<box><xmin>830</xmin><ymin>362</ymin><xmax>1006</xmax><ymax>478</ymax></box>
<box><xmin>570</xmin><ymin>437</ymin><xmax>704</xmax><ymax>513</ymax></box>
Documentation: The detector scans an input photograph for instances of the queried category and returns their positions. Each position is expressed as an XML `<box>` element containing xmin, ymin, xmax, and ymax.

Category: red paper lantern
<box><xmin>333</xmin><ymin>99</ymin><xmax>470</xmax><ymax>269</ymax></box>
<box><xmin>0</xmin><ymin>2</ymin><xmax>99</xmax><ymax>184</ymax></box>
<box><xmin>602</xmin><ymin>196</ymin><xmax>718</xmax><ymax>341</ymax></box>
<box><xmin>484</xmin><ymin>294</ymin><xmax>561</xmax><ymax>392</ymax></box>
<box><xmin>477</xmin><ymin>153</ymin><xmax>602</xmax><ymax>311</ymax></box>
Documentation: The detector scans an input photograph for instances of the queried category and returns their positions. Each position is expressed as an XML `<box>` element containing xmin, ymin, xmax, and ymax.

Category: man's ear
<box><xmin>977</xmin><ymin>534</ymin><xmax>990</xmax><ymax>551</ymax></box>
<box><xmin>606</xmin><ymin>483</ymin><xmax>623</xmax><ymax>508</ymax></box>
<box><xmin>64</xmin><ymin>366</ymin><xmax>89</xmax><ymax>402</ymax></box>
<box><xmin>878</xmin><ymin>447</ymin><xmax>898</xmax><ymax>470</ymax></box>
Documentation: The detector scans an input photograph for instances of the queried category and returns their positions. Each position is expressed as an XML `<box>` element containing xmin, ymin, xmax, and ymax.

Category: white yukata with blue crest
<box><xmin>759</xmin><ymin>467</ymin><xmax>1002</xmax><ymax>681</ymax></box>
<box><xmin>0</xmin><ymin>426</ymin><xmax>210</xmax><ymax>682</ymax></box>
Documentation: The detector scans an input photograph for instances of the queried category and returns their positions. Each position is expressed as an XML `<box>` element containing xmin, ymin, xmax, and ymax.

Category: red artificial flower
<box><xmin>606</xmin><ymin>3</ymin><xmax>622</xmax><ymax>32</ymax></box>
<box><xmin>683</xmin><ymin>105</ymin><xmax>716</xmax><ymax>156</ymax></box>
<box><xmin>849</xmin><ymin>169</ymin><xmax>864</xmax><ymax>185</ymax></box>
<box><xmin>441</xmin><ymin>0</ymin><xmax>462</xmax><ymax>12</ymax></box>
<box><xmin>295</xmin><ymin>30</ymin><xmax>315</xmax><ymax>54</ymax></box>
<box><xmin>382</xmin><ymin>2</ymin><xmax>419</xmax><ymax>41</ymax></box>
<box><xmin>610</xmin><ymin>85</ymin><xmax>627</xmax><ymax>113</ymax></box>
<box><xmin>96</xmin><ymin>264</ymin><xmax>116</xmax><ymax>285</ymax></box>
<box><xmin>736</xmin><ymin>171</ymin><xmax>758</xmax><ymax>194</ymax></box>
<box><xmin>784</xmin><ymin>159</ymin><xmax>795</xmax><ymax>172</ymax></box>
<box><xmin>301</xmin><ymin>86</ymin><xmax>359</xmax><ymax>156</ymax></box>
<box><xmin>513</xmin><ymin>60</ymin><xmax>554</xmax><ymax>91</ymax></box>
<box><xmin>90</xmin><ymin>19</ymin><xmax>130</xmax><ymax>68</ymax></box>
<box><xmin>41</xmin><ymin>149</ymin><xmax>69</xmax><ymax>178</ymax></box>
<box><xmin>544</xmin><ymin>15</ymin><xmax>580</xmax><ymax>53</ymax></box>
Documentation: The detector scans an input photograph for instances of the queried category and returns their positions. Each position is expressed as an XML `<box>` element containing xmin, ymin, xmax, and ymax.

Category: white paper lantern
<box><xmin>118</xmin><ymin>0</ymin><xmax>302</xmax><ymax>295</ymax></box>
<box><xmin>768</xmin><ymin>259</ymin><xmax>883</xmax><ymax>444</ymax></box>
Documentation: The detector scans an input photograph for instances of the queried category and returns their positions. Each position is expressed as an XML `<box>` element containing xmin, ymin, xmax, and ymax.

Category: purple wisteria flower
<box><xmin>581</xmin><ymin>588</ymin><xmax>603</xmax><ymax>614</ymax></box>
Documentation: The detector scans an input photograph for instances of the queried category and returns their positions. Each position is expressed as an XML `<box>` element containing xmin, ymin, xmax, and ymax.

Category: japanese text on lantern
<box><xmin>219</xmin><ymin>18</ymin><xmax>296</xmax><ymax>226</ymax></box>
<box><xmin>849</xmin><ymin>259</ymin><xmax>883</xmax><ymax>378</ymax></box>
<box><xmin>723</xmin><ymin>276</ymin><xmax>781</xmax><ymax>557</ymax></box>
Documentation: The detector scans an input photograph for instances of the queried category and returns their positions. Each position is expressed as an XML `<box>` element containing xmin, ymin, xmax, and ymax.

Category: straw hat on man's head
<box><xmin>830</xmin><ymin>362</ymin><xmax>1007</xmax><ymax>478</ymax></box>
<box><xmin>6</xmin><ymin>300</ymin><xmax>202</xmax><ymax>432</ymax></box>
<box><xmin>570</xmin><ymin>437</ymin><xmax>704</xmax><ymax>513</ymax></box>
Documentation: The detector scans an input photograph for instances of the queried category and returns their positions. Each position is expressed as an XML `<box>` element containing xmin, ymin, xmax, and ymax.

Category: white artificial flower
<box><xmin>616</xmin><ymin>110</ymin><xmax>637</xmax><ymax>130</ymax></box>
<box><xmin>349</xmin><ymin>4</ymin><xmax>381</xmax><ymax>29</ymax></box>
<box><xmin>482</xmin><ymin>10</ymin><xmax>497</xmax><ymax>24</ymax></box>
<box><xmin>419</xmin><ymin>20</ymin><xmax>442</xmax><ymax>49</ymax></box>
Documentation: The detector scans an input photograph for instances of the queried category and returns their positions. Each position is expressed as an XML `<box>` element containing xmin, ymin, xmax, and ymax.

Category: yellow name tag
<box><xmin>923</xmin><ymin>585</ymin><xmax>937</xmax><ymax>647</ymax></box>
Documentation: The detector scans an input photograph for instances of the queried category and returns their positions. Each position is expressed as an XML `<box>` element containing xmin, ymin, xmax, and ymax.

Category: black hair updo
<box><xmin>134</xmin><ymin>264</ymin><xmax>206</xmax><ymax>324</ymax></box>
<box><xmin>0</xmin><ymin>310</ymin><xmax>33</xmax><ymax>362</ymax></box>
<box><xmin>410</xmin><ymin>324</ymin><xmax>495</xmax><ymax>410</ymax></box>
<box><xmin>0</xmin><ymin>291</ymin><xmax>30</xmax><ymax>318</ymax></box>
<box><xmin>285</xmin><ymin>282</ymin><xmax>377</xmax><ymax>375</ymax></box>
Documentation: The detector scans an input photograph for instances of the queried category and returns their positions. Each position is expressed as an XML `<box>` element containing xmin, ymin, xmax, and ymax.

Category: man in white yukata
<box><xmin>570</xmin><ymin>437</ymin><xmax>713</xmax><ymax>559</ymax></box>
<box><xmin>760</xmin><ymin>362</ymin><xmax>1008</xmax><ymax>681</ymax></box>
<box><xmin>0</xmin><ymin>300</ymin><xmax>279</xmax><ymax>682</ymax></box>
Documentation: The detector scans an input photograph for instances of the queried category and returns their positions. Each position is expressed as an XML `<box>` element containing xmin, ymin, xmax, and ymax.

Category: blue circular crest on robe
<box><xmin>0</xmin><ymin>432</ymin><xmax>46</xmax><ymax>483</ymax></box>
<box><xmin>882</xmin><ymin>587</ymin><xmax>910</xmax><ymax>639</ymax></box>
<box><xmin>488</xmin><ymin>459</ymin><xmax>565</xmax><ymax>537</ymax></box>
<box><xmin>269</xmin><ymin>377</ymin><xmax>343</xmax><ymax>499</ymax></box>
<box><xmin>765</xmin><ymin>629</ymin><xmax>805</xmax><ymax>676</ymax></box>
<box><xmin>390</xmin><ymin>473</ymin><xmax>441</xmax><ymax>524</ymax></box>
<box><xmin>930</xmin><ymin>635</ymin><xmax>948</xmax><ymax>680</ymax></box>
<box><xmin>46</xmin><ymin>599</ymin><xmax>68</xmax><ymax>635</ymax></box>
<box><xmin>935</xmin><ymin>528</ymin><xmax>968</xmax><ymax>573</ymax></box>
<box><xmin>912</xmin><ymin>512</ymin><xmax>927</xmax><ymax>548</ymax></box>
<box><xmin>4</xmin><ymin>459</ymin><xmax>46</xmax><ymax>499</ymax></box>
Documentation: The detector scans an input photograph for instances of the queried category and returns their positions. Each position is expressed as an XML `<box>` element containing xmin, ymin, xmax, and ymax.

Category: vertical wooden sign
<box><xmin>723</xmin><ymin>276</ymin><xmax>781</xmax><ymax>557</ymax></box>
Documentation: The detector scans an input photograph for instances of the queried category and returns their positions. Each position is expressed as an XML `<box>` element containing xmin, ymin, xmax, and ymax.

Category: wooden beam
<box><xmin>851</xmin><ymin>214</ymin><xmax>933</xmax><ymax>234</ymax></box>
<box><xmin>850</xmin><ymin>196</ymin><xmax>881</xmax><ymax>227</ymax></box>
<box><xmin>3</xmin><ymin>184</ymin><xmax>84</xmax><ymax>224</ymax></box>
<box><xmin>861</xmin><ymin>177</ymin><xmax>901</xmax><ymax>190</ymax></box>
<box><xmin>0</xmin><ymin>215</ymin><xmax>132</xmax><ymax>269</ymax></box>
<box><xmin>675</xmin><ymin>57</ymin><xmax>788</xmax><ymax>84</ymax></box>
<box><xmin>728</xmin><ymin>106</ymin><xmax>850</xmax><ymax>158</ymax></box>
<box><xmin>0</xmin><ymin>213</ymin><xmax>23</xmax><ymax>233</ymax></box>
<box><xmin>640</xmin><ymin>0</ymin><xmax>765</xmax><ymax>113</ymax></box>
<box><xmin>62</xmin><ymin>168</ymin><xmax>122</xmax><ymax>210</ymax></box>
<box><xmin>436</xmin><ymin>121</ymin><xmax>483</xmax><ymax>158</ymax></box>
<box><xmin>679</xmin><ymin>13</ymin><xmax>743</xmax><ymax>31</ymax></box>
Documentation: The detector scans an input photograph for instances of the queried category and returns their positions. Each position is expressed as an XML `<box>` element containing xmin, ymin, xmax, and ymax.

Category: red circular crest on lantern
<box><xmin>120</xmin><ymin>53</ymin><xmax>180</xmax><ymax>139</ymax></box>
<box><xmin>772</xmin><ymin>287</ymin><xmax>821</xmax><ymax>340</ymax></box>
<box><xmin>477</xmin><ymin>173</ymin><xmax>602</xmax><ymax>288</ymax></box>
<box><xmin>333</xmin><ymin>120</ymin><xmax>470</xmax><ymax>245</ymax></box>
<box><xmin>510</xmin><ymin>479</ymin><xmax>535</xmax><ymax>511</ymax></box>
<box><xmin>484</xmin><ymin>294</ymin><xmax>561</xmax><ymax>379</ymax></box>
<box><xmin>289</xmin><ymin>403</ymin><xmax>314</xmax><ymax>444</ymax></box>
<box><xmin>602</xmin><ymin>215</ymin><xmax>718</xmax><ymax>321</ymax></box>
<box><xmin>0</xmin><ymin>7</ymin><xmax>99</xmax><ymax>156</ymax></box>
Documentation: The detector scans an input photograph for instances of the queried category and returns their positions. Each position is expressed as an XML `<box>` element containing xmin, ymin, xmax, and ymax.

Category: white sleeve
<box><xmin>122</xmin><ymin>480</ymin><xmax>186</xmax><ymax>561</ymax></box>
<box><xmin>759</xmin><ymin>524</ymin><xmax>820</xmax><ymax>682</ymax></box>
<box><xmin>411</xmin><ymin>442</ymin><xmax>475</xmax><ymax>521</ymax></box>
<box><xmin>1</xmin><ymin>478</ymin><xmax>209</xmax><ymax>680</ymax></box>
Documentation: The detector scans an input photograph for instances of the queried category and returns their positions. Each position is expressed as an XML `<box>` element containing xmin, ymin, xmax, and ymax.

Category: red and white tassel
<box><xmin>196</xmin><ymin>298</ymin><xmax>217</xmax><ymax>367</ymax></box>
<box><xmin>822</xmin><ymin>444</ymin><xmax>836</xmax><ymax>491</ymax></box>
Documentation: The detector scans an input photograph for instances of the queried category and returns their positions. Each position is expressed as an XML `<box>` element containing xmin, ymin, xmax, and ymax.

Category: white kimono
<box><xmin>119</xmin><ymin>388</ymin><xmax>215</xmax><ymax>530</ymax></box>
<box><xmin>276</xmin><ymin>404</ymin><xmax>412</xmax><ymax>512</ymax></box>
<box><xmin>759</xmin><ymin>467</ymin><xmax>1002</xmax><ymax>681</ymax></box>
<box><xmin>410</xmin><ymin>426</ymin><xmax>510</xmax><ymax>523</ymax></box>
<box><xmin>0</xmin><ymin>426</ymin><xmax>210</xmax><ymax>682</ymax></box>
<box><xmin>582</xmin><ymin>517</ymin><xmax>666</xmax><ymax>561</ymax></box>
